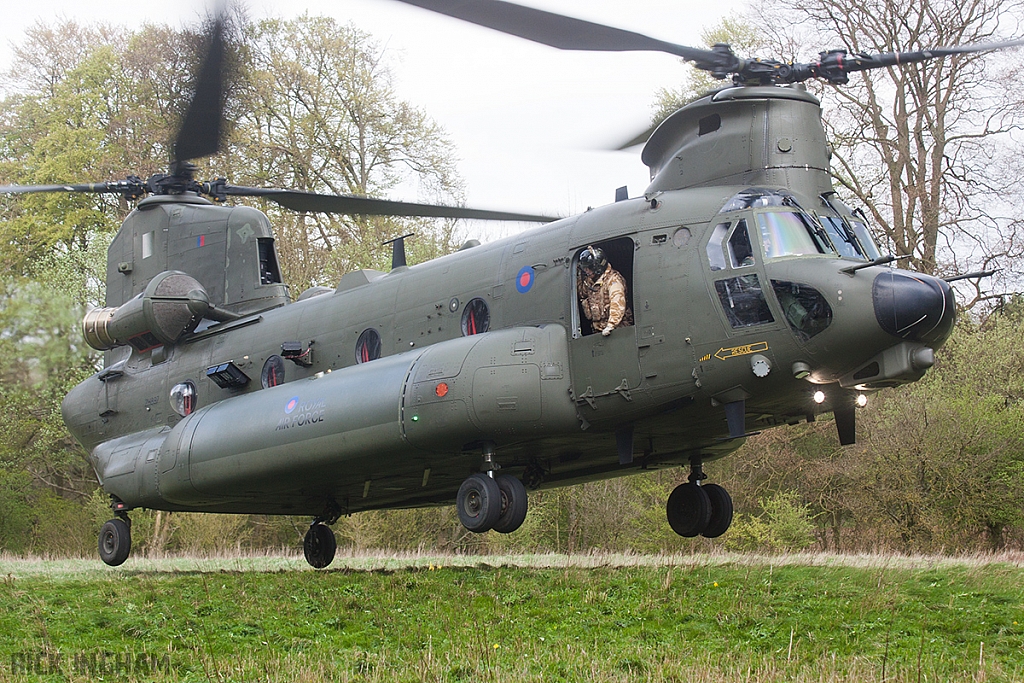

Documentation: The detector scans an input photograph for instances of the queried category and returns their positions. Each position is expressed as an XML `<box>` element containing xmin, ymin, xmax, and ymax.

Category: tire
<box><xmin>666</xmin><ymin>483</ymin><xmax>711</xmax><ymax>537</ymax></box>
<box><xmin>701</xmin><ymin>483</ymin><xmax>734</xmax><ymax>538</ymax></box>
<box><xmin>98</xmin><ymin>518</ymin><xmax>131</xmax><ymax>567</ymax></box>
<box><xmin>303</xmin><ymin>523</ymin><xmax>337</xmax><ymax>569</ymax></box>
<box><xmin>457</xmin><ymin>473</ymin><xmax>502</xmax><ymax>533</ymax></box>
<box><xmin>492</xmin><ymin>475</ymin><xmax>529</xmax><ymax>534</ymax></box>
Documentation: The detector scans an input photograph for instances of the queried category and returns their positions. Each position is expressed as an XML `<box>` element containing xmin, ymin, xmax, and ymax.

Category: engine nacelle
<box><xmin>82</xmin><ymin>271</ymin><xmax>211</xmax><ymax>351</ymax></box>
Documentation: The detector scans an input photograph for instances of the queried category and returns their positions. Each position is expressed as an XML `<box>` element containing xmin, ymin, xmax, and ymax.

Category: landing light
<box><xmin>856</xmin><ymin>394</ymin><xmax>868</xmax><ymax>407</ymax></box>
<box><xmin>792</xmin><ymin>361</ymin><xmax>812</xmax><ymax>380</ymax></box>
<box><xmin>813</xmin><ymin>391</ymin><xmax>826</xmax><ymax>404</ymax></box>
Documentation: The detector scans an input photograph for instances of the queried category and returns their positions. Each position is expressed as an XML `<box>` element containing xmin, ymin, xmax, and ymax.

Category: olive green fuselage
<box><xmin>61</xmin><ymin>86</ymin><xmax>951</xmax><ymax>519</ymax></box>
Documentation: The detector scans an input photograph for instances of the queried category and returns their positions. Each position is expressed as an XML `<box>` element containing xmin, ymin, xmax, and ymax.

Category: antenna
<box><xmin>382</xmin><ymin>233</ymin><xmax>415</xmax><ymax>270</ymax></box>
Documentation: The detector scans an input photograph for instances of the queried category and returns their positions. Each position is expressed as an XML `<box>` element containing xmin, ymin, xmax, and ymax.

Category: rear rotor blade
<box><xmin>393</xmin><ymin>0</ymin><xmax>735</xmax><ymax>71</ymax></box>
<box><xmin>173</xmin><ymin>17</ymin><xmax>225</xmax><ymax>164</ymax></box>
<box><xmin>216</xmin><ymin>184</ymin><xmax>557</xmax><ymax>222</ymax></box>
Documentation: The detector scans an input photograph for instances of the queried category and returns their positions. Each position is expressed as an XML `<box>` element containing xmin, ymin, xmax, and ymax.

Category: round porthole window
<box><xmin>356</xmin><ymin>328</ymin><xmax>382</xmax><ymax>363</ymax></box>
<box><xmin>461</xmin><ymin>298</ymin><xmax>490</xmax><ymax>336</ymax></box>
<box><xmin>261</xmin><ymin>355</ymin><xmax>285</xmax><ymax>388</ymax></box>
<box><xmin>170</xmin><ymin>381</ymin><xmax>197</xmax><ymax>417</ymax></box>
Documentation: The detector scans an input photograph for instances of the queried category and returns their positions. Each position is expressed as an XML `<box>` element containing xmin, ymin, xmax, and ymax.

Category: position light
<box><xmin>813</xmin><ymin>390</ymin><xmax>826</xmax><ymax>404</ymax></box>
<box><xmin>856</xmin><ymin>394</ymin><xmax>868</xmax><ymax>407</ymax></box>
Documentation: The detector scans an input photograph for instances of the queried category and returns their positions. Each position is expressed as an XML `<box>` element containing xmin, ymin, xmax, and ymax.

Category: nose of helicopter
<box><xmin>872</xmin><ymin>271</ymin><xmax>956</xmax><ymax>346</ymax></box>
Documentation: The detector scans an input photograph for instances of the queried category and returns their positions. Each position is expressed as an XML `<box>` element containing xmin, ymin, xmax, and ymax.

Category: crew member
<box><xmin>578</xmin><ymin>246</ymin><xmax>633</xmax><ymax>336</ymax></box>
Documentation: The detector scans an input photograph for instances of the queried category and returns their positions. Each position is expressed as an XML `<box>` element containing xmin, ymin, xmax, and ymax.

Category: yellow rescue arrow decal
<box><xmin>714</xmin><ymin>341</ymin><xmax>768</xmax><ymax>361</ymax></box>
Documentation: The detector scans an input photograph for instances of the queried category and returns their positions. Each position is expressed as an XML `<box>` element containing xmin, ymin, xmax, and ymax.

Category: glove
<box><xmin>601</xmin><ymin>325</ymin><xmax>613</xmax><ymax>336</ymax></box>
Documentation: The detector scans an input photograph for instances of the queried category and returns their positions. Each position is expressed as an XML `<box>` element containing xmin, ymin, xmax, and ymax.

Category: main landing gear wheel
<box><xmin>457</xmin><ymin>472</ymin><xmax>502</xmax><ymax>532</ymax></box>
<box><xmin>304</xmin><ymin>523</ymin><xmax>337</xmax><ymax>569</ymax></box>
<box><xmin>701</xmin><ymin>483</ymin><xmax>734</xmax><ymax>538</ymax></box>
<box><xmin>98</xmin><ymin>518</ymin><xmax>131</xmax><ymax>567</ymax></box>
<box><xmin>492</xmin><ymin>475</ymin><xmax>529</xmax><ymax>534</ymax></box>
<box><xmin>666</xmin><ymin>483</ymin><xmax>711</xmax><ymax>537</ymax></box>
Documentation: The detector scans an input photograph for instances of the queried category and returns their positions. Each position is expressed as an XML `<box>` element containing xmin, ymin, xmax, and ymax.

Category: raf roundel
<box><xmin>285</xmin><ymin>397</ymin><xmax>299</xmax><ymax>414</ymax></box>
<box><xmin>515</xmin><ymin>266</ymin><xmax>535</xmax><ymax>293</ymax></box>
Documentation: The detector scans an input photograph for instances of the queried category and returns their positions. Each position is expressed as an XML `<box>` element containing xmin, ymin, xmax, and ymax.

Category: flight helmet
<box><xmin>579</xmin><ymin>246</ymin><xmax>608</xmax><ymax>275</ymax></box>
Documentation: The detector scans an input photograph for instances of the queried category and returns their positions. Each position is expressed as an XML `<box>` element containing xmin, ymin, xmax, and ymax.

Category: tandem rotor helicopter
<box><xmin>2</xmin><ymin>0</ymin><xmax>1016</xmax><ymax>568</ymax></box>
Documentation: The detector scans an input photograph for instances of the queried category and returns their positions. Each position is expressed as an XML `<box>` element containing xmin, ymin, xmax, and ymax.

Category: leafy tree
<box><xmin>228</xmin><ymin>16</ymin><xmax>464</xmax><ymax>288</ymax></box>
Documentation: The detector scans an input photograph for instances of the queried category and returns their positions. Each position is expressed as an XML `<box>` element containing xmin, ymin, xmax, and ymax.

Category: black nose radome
<box><xmin>873</xmin><ymin>272</ymin><xmax>956</xmax><ymax>345</ymax></box>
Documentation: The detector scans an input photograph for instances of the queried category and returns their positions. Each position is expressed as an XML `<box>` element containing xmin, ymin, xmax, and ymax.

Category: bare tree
<box><xmin>757</xmin><ymin>0</ymin><xmax>1024</xmax><ymax>304</ymax></box>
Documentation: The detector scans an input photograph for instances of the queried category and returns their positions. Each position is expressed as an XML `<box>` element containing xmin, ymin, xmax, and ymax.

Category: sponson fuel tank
<box><xmin>89</xmin><ymin>325</ymin><xmax>578</xmax><ymax>510</ymax></box>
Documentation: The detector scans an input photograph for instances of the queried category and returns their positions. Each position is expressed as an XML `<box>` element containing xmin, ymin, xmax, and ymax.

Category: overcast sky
<box><xmin>1</xmin><ymin>0</ymin><xmax>745</xmax><ymax>238</ymax></box>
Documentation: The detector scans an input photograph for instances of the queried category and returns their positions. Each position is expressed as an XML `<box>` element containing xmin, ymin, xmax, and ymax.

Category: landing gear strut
<box><xmin>456</xmin><ymin>443</ymin><xmax>529</xmax><ymax>534</ymax></box>
<box><xmin>666</xmin><ymin>456</ymin><xmax>733</xmax><ymax>539</ymax></box>
<box><xmin>98</xmin><ymin>509</ymin><xmax>132</xmax><ymax>567</ymax></box>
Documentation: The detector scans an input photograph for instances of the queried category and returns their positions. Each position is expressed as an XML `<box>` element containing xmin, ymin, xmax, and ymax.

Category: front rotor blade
<box><xmin>173</xmin><ymin>17</ymin><xmax>225</xmax><ymax>164</ymax></box>
<box><xmin>394</xmin><ymin>0</ymin><xmax>730</xmax><ymax>69</ymax></box>
<box><xmin>843</xmin><ymin>38</ymin><xmax>1024</xmax><ymax>73</ymax></box>
<box><xmin>223</xmin><ymin>186</ymin><xmax>557</xmax><ymax>222</ymax></box>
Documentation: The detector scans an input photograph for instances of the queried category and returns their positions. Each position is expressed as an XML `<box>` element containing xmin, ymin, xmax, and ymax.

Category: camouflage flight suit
<box><xmin>579</xmin><ymin>264</ymin><xmax>633</xmax><ymax>335</ymax></box>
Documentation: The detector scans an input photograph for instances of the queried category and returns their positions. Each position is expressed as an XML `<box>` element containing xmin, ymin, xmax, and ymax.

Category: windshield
<box><xmin>819</xmin><ymin>216</ymin><xmax>865</xmax><ymax>259</ymax></box>
<box><xmin>757</xmin><ymin>211</ymin><xmax>830</xmax><ymax>259</ymax></box>
<box><xmin>850</xmin><ymin>219</ymin><xmax>882</xmax><ymax>260</ymax></box>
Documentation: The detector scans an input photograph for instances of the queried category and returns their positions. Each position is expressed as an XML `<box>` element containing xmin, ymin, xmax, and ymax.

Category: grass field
<box><xmin>1</xmin><ymin>551</ymin><xmax>1023</xmax><ymax>682</ymax></box>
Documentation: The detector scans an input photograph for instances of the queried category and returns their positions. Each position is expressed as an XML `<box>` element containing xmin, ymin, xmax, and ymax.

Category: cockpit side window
<box><xmin>715</xmin><ymin>275</ymin><xmax>774</xmax><ymax>328</ymax></box>
<box><xmin>706</xmin><ymin>222</ymin><xmax>729</xmax><ymax>271</ymax></box>
<box><xmin>728</xmin><ymin>220</ymin><xmax>755</xmax><ymax>268</ymax></box>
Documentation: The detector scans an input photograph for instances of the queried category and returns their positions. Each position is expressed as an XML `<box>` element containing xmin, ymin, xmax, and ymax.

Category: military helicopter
<box><xmin>2</xmin><ymin>0</ymin><xmax>1015</xmax><ymax>568</ymax></box>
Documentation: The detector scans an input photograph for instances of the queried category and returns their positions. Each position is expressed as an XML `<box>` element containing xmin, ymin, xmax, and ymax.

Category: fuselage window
<box><xmin>771</xmin><ymin>281</ymin><xmax>833</xmax><ymax>341</ymax></box>
<box><xmin>170</xmin><ymin>381</ymin><xmax>197</xmax><ymax>417</ymax></box>
<box><xmin>261</xmin><ymin>355</ymin><xmax>286</xmax><ymax>388</ymax></box>
<box><xmin>355</xmin><ymin>328</ymin><xmax>383</xmax><ymax>363</ymax></box>
<box><xmin>706</xmin><ymin>222</ymin><xmax>729</xmax><ymax>271</ymax></box>
<box><xmin>727</xmin><ymin>220</ymin><xmax>755</xmax><ymax>267</ymax></box>
<box><xmin>757</xmin><ymin>211</ymin><xmax>829</xmax><ymax>259</ymax></box>
<box><xmin>461</xmin><ymin>298</ymin><xmax>490</xmax><ymax>336</ymax></box>
<box><xmin>715</xmin><ymin>276</ymin><xmax>775</xmax><ymax>328</ymax></box>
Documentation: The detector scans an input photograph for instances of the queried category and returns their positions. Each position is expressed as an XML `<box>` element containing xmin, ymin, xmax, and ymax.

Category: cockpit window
<box><xmin>757</xmin><ymin>211</ymin><xmax>830</xmax><ymax>259</ymax></box>
<box><xmin>728</xmin><ymin>220</ymin><xmax>755</xmax><ymax>267</ymax></box>
<box><xmin>719</xmin><ymin>187</ymin><xmax>795</xmax><ymax>213</ymax></box>
<box><xmin>819</xmin><ymin>215</ymin><xmax>865</xmax><ymax>259</ymax></box>
<box><xmin>771</xmin><ymin>281</ymin><xmax>833</xmax><ymax>341</ymax></box>
<box><xmin>706</xmin><ymin>222</ymin><xmax>728</xmax><ymax>271</ymax></box>
<box><xmin>820</xmin><ymin>193</ymin><xmax>883</xmax><ymax>260</ymax></box>
<box><xmin>715</xmin><ymin>275</ymin><xmax>774</xmax><ymax>328</ymax></box>
<box><xmin>849</xmin><ymin>219</ymin><xmax>882</xmax><ymax>260</ymax></box>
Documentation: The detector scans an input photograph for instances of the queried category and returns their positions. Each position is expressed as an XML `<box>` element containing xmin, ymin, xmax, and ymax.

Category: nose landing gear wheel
<box><xmin>304</xmin><ymin>523</ymin><xmax>337</xmax><ymax>569</ymax></box>
<box><xmin>700</xmin><ymin>483</ymin><xmax>734</xmax><ymax>538</ymax></box>
<box><xmin>492</xmin><ymin>475</ymin><xmax>528</xmax><ymax>534</ymax></box>
<box><xmin>457</xmin><ymin>472</ymin><xmax>502</xmax><ymax>532</ymax></box>
<box><xmin>666</xmin><ymin>483</ymin><xmax>711</xmax><ymax>537</ymax></box>
<box><xmin>98</xmin><ymin>518</ymin><xmax>131</xmax><ymax>567</ymax></box>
